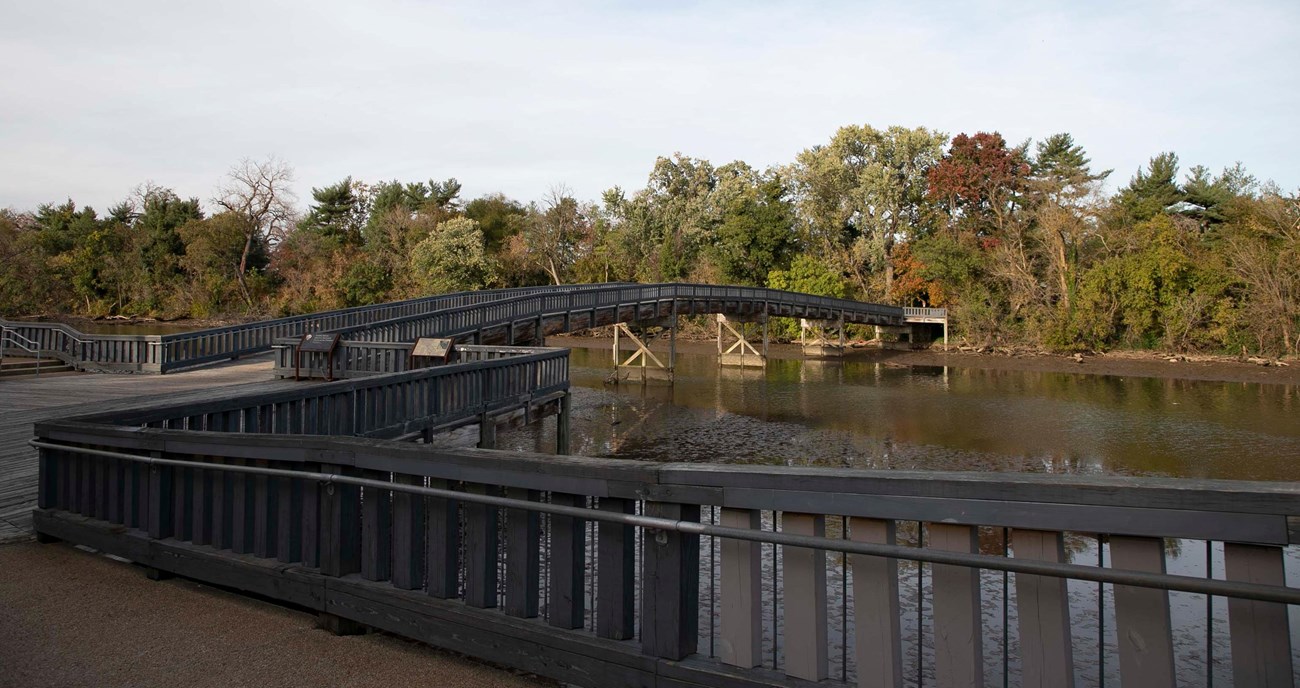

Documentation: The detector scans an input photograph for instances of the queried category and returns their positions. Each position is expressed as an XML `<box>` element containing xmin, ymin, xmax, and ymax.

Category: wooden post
<box><xmin>783</xmin><ymin>512</ymin><xmax>828</xmax><ymax>681</ymax></box>
<box><xmin>361</xmin><ymin>471</ymin><xmax>392</xmax><ymax>582</ymax></box>
<box><xmin>557</xmin><ymin>393</ymin><xmax>571</xmax><ymax>455</ymax></box>
<box><xmin>548</xmin><ymin>492</ymin><xmax>586</xmax><ymax>629</ymax></box>
<box><xmin>320</xmin><ymin>473</ymin><xmax>361</xmax><ymax>578</ymax></box>
<box><xmin>597</xmin><ymin>498</ymin><xmax>636</xmax><ymax>640</ymax></box>
<box><xmin>299</xmin><ymin>463</ymin><xmax>320</xmax><ymax>568</ymax></box>
<box><xmin>391</xmin><ymin>473</ymin><xmax>426</xmax><ymax>590</ymax></box>
<box><xmin>1224</xmin><ymin>543</ymin><xmax>1293</xmax><ymax>687</ymax></box>
<box><xmin>641</xmin><ymin>501</ymin><xmax>700</xmax><ymax>660</ymax></box>
<box><xmin>425</xmin><ymin>478</ymin><xmax>460</xmax><ymax>599</ymax></box>
<box><xmin>464</xmin><ymin>483</ymin><xmax>499</xmax><ymax>608</ymax></box>
<box><xmin>720</xmin><ymin>508</ymin><xmax>762</xmax><ymax>668</ymax></box>
<box><xmin>505</xmin><ymin>488</ymin><xmax>540</xmax><ymax>618</ymax></box>
<box><xmin>275</xmin><ymin>472</ymin><xmax>300</xmax><ymax>563</ymax></box>
<box><xmin>1013</xmin><ymin>529</ymin><xmax>1074</xmax><ymax>688</ymax></box>
<box><xmin>147</xmin><ymin>456</ymin><xmax>173</xmax><ymax>540</ymax></box>
<box><xmin>1110</xmin><ymin>536</ymin><xmax>1175</xmax><ymax>688</ymax></box>
<box><xmin>478</xmin><ymin>413</ymin><xmax>496</xmax><ymax>449</ymax></box>
<box><xmin>850</xmin><ymin>517</ymin><xmax>903</xmax><ymax>688</ymax></box>
<box><xmin>928</xmin><ymin>523</ymin><xmax>983</xmax><ymax>688</ymax></box>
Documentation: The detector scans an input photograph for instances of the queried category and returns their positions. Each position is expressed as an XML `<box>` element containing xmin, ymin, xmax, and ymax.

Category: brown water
<box><xmin>503</xmin><ymin>347</ymin><xmax>1300</xmax><ymax>482</ymax></box>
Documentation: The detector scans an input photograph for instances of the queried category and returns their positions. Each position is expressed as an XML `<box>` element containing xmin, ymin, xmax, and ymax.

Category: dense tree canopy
<box><xmin>2</xmin><ymin>123</ymin><xmax>1296</xmax><ymax>357</ymax></box>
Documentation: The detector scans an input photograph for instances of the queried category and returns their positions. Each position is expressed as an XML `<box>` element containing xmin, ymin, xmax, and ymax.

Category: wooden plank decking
<box><xmin>0</xmin><ymin>354</ymin><xmax>299</xmax><ymax>542</ymax></box>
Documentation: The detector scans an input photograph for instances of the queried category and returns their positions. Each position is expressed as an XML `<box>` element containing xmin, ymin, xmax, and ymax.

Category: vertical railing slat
<box><xmin>1110</xmin><ymin>535</ymin><xmax>1176</xmax><ymax>688</ymax></box>
<box><xmin>1013</xmin><ymin>529</ymin><xmax>1075</xmax><ymax>688</ymax></box>
<box><xmin>464</xmin><ymin>483</ymin><xmax>499</xmax><ymax>608</ymax></box>
<box><xmin>720</xmin><ymin>507</ymin><xmax>763</xmax><ymax>669</ymax></box>
<box><xmin>641</xmin><ymin>501</ymin><xmax>700</xmax><ymax>661</ymax></box>
<box><xmin>391</xmin><ymin>474</ymin><xmax>426</xmax><ymax>590</ymax></box>
<box><xmin>505</xmin><ymin>487</ymin><xmax>541</xmax><ymax>618</ymax></box>
<box><xmin>548</xmin><ymin>492</ymin><xmax>586</xmax><ymax>629</ymax></box>
<box><xmin>361</xmin><ymin>471</ymin><xmax>393</xmax><ymax>581</ymax></box>
<box><xmin>850</xmin><ymin>517</ymin><xmax>903</xmax><ymax>688</ymax></box>
<box><xmin>928</xmin><ymin>523</ymin><xmax>984</xmax><ymax>688</ymax></box>
<box><xmin>597</xmin><ymin>497</ymin><xmax>636</xmax><ymax>640</ymax></box>
<box><xmin>783</xmin><ymin>512</ymin><xmax>828</xmax><ymax>681</ymax></box>
<box><xmin>1224</xmin><ymin>542</ymin><xmax>1294</xmax><ymax>687</ymax></box>
<box><xmin>425</xmin><ymin>479</ymin><xmax>460</xmax><ymax>599</ymax></box>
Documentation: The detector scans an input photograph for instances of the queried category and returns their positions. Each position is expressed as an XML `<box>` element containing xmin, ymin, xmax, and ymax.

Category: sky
<box><xmin>2</xmin><ymin>0</ymin><xmax>1297</xmax><ymax>214</ymax></box>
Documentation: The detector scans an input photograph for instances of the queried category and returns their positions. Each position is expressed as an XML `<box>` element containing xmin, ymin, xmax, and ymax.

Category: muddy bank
<box><xmin>548</xmin><ymin>334</ymin><xmax>1300</xmax><ymax>386</ymax></box>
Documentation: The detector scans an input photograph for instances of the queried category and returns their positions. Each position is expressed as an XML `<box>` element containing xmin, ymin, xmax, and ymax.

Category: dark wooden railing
<box><xmin>68</xmin><ymin>347</ymin><xmax>569</xmax><ymax>440</ymax></box>
<box><xmin>0</xmin><ymin>284</ymin><xmax>602</xmax><ymax>373</ymax></box>
<box><xmin>334</xmin><ymin>283</ymin><xmax>902</xmax><ymax>346</ymax></box>
<box><xmin>32</xmin><ymin>424</ymin><xmax>1299</xmax><ymax>688</ymax></box>
<box><xmin>272</xmin><ymin>342</ymin><xmax>566</xmax><ymax>380</ymax></box>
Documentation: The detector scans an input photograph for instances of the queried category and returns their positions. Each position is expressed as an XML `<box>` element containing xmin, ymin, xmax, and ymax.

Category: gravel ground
<box><xmin>0</xmin><ymin>542</ymin><xmax>549</xmax><ymax>688</ymax></box>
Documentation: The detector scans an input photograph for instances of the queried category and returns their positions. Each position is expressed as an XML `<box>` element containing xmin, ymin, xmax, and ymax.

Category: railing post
<box><xmin>391</xmin><ymin>474</ymin><xmax>426</xmax><ymax>590</ymax></box>
<box><xmin>425</xmin><ymin>479</ymin><xmax>460</xmax><ymax>599</ymax></box>
<box><xmin>1110</xmin><ymin>535</ymin><xmax>1176</xmax><ymax>688</ymax></box>
<box><xmin>720</xmin><ymin>507</ymin><xmax>762</xmax><ymax>668</ymax></box>
<box><xmin>361</xmin><ymin>471</ymin><xmax>392</xmax><ymax>581</ymax></box>
<box><xmin>319</xmin><ymin>471</ymin><xmax>361</xmax><ymax>577</ymax></box>
<box><xmin>147</xmin><ymin>453</ymin><xmax>174</xmax><ymax>540</ymax></box>
<box><xmin>557</xmin><ymin>392</ymin><xmax>571</xmax><ymax>455</ymax></box>
<box><xmin>505</xmin><ymin>488</ymin><xmax>541</xmax><ymax>618</ymax></box>
<box><xmin>783</xmin><ymin>512</ymin><xmax>828</xmax><ymax>681</ymax></box>
<box><xmin>548</xmin><ymin>492</ymin><xmax>586</xmax><ymax>629</ymax></box>
<box><xmin>597</xmin><ymin>497</ymin><xmax>636</xmax><ymax>640</ymax></box>
<box><xmin>928</xmin><ymin>523</ymin><xmax>983</xmax><ymax>688</ymax></box>
<box><xmin>1224</xmin><ymin>542</ymin><xmax>1294</xmax><ymax>686</ymax></box>
<box><xmin>464</xmin><ymin>483</ymin><xmax>499</xmax><ymax>608</ymax></box>
<box><xmin>641</xmin><ymin>501</ymin><xmax>700</xmax><ymax>660</ymax></box>
<box><xmin>1013</xmin><ymin>529</ymin><xmax>1075</xmax><ymax>688</ymax></box>
<box><xmin>850</xmin><ymin>517</ymin><xmax>903</xmax><ymax>688</ymax></box>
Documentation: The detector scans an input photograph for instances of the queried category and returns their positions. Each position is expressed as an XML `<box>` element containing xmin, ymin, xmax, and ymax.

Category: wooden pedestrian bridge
<box><xmin>4</xmin><ymin>284</ymin><xmax>1297</xmax><ymax>687</ymax></box>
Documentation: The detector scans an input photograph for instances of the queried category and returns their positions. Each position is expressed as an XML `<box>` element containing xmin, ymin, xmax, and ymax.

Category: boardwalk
<box><xmin>0</xmin><ymin>355</ymin><xmax>296</xmax><ymax>542</ymax></box>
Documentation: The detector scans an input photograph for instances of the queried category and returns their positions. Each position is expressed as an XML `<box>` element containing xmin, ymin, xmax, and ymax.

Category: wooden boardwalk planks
<box><xmin>0</xmin><ymin>355</ymin><xmax>298</xmax><ymax>542</ymax></box>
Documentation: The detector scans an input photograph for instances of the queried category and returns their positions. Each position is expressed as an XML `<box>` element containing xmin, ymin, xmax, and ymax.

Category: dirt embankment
<box><xmin>550</xmin><ymin>333</ymin><xmax>1300</xmax><ymax>386</ymax></box>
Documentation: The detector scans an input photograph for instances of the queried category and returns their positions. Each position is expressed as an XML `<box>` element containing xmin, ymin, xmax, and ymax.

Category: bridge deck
<box><xmin>0</xmin><ymin>355</ymin><xmax>296</xmax><ymax>542</ymax></box>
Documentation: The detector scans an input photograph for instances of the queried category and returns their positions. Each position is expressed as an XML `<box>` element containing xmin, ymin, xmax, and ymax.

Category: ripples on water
<box><xmin>488</xmin><ymin>347</ymin><xmax>1300</xmax><ymax>686</ymax></box>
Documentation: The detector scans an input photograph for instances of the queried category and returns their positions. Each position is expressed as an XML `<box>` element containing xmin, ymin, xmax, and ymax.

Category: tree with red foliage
<box><xmin>926</xmin><ymin>132</ymin><xmax>1030</xmax><ymax>237</ymax></box>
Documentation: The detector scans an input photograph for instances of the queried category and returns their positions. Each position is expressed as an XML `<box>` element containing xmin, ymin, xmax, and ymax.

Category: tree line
<box><xmin>2</xmin><ymin>125</ymin><xmax>1297</xmax><ymax>356</ymax></box>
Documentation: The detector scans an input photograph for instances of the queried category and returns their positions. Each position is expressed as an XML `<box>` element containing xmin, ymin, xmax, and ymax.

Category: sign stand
<box><xmin>296</xmin><ymin>333</ymin><xmax>342</xmax><ymax>381</ymax></box>
<box><xmin>409</xmin><ymin>337</ymin><xmax>455</xmax><ymax>369</ymax></box>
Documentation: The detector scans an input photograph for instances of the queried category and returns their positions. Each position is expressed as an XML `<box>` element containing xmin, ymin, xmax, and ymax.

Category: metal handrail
<box><xmin>28</xmin><ymin>438</ymin><xmax>1300</xmax><ymax>606</ymax></box>
<box><xmin>1</xmin><ymin>326</ymin><xmax>45</xmax><ymax>377</ymax></box>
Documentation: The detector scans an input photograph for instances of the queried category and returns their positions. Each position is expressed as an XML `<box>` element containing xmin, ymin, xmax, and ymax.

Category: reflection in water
<box><xmin>492</xmin><ymin>348</ymin><xmax>1300</xmax><ymax>686</ymax></box>
<box><xmin>502</xmin><ymin>347</ymin><xmax>1300</xmax><ymax>481</ymax></box>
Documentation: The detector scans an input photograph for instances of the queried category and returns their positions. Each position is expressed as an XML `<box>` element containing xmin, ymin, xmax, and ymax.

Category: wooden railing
<box><xmin>31</xmin><ymin>425</ymin><xmax>1299</xmax><ymax>688</ymax></box>
<box><xmin>0</xmin><ymin>320</ymin><xmax>161</xmax><ymax>371</ymax></box>
<box><xmin>0</xmin><ymin>285</ymin><xmax>602</xmax><ymax>374</ymax></box>
<box><xmin>333</xmin><ymin>283</ymin><xmax>903</xmax><ymax>344</ymax></box>
<box><xmin>272</xmin><ymin>342</ymin><xmax>566</xmax><ymax>380</ymax></box>
<box><xmin>901</xmin><ymin>306</ymin><xmax>948</xmax><ymax>321</ymax></box>
<box><xmin>67</xmin><ymin>347</ymin><xmax>569</xmax><ymax>440</ymax></box>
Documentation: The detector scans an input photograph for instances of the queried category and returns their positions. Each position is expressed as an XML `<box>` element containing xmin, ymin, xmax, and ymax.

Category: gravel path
<box><xmin>0</xmin><ymin>542</ymin><xmax>548</xmax><ymax>688</ymax></box>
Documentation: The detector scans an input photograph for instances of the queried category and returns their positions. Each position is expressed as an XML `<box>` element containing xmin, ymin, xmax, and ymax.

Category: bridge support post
<box><xmin>612</xmin><ymin>322</ymin><xmax>673</xmax><ymax>383</ymax></box>
<box><xmin>717</xmin><ymin>314</ymin><xmax>766</xmax><ymax>367</ymax></box>
<box><xmin>478</xmin><ymin>413</ymin><xmax>496</xmax><ymax>449</ymax></box>
<box><xmin>800</xmin><ymin>317</ymin><xmax>844</xmax><ymax>358</ymax></box>
<box><xmin>556</xmin><ymin>392</ymin><xmax>571</xmax><ymax>455</ymax></box>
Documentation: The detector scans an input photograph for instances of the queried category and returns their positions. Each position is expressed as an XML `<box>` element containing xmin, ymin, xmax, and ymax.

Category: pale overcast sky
<box><xmin>2</xmin><ymin>1</ymin><xmax>1297</xmax><ymax>213</ymax></box>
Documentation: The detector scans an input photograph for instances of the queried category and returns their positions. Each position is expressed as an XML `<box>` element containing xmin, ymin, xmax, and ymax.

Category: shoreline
<box><xmin>548</xmin><ymin>334</ymin><xmax>1300</xmax><ymax>386</ymax></box>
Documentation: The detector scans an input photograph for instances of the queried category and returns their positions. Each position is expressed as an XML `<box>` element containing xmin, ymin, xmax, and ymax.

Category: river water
<box><xmin>503</xmin><ymin>347</ymin><xmax>1300</xmax><ymax>481</ymax></box>
<box><xmin>490</xmin><ymin>347</ymin><xmax>1299</xmax><ymax>687</ymax></box>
